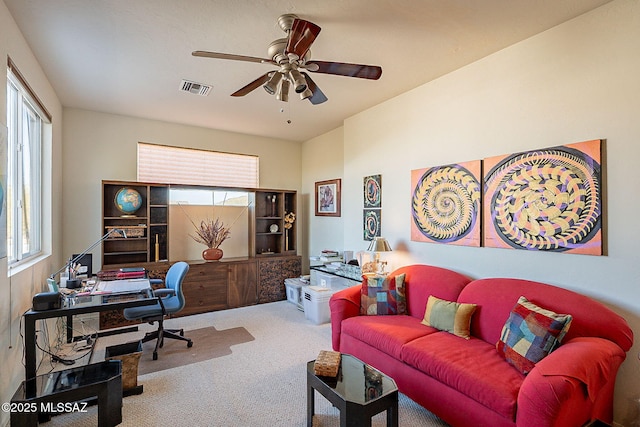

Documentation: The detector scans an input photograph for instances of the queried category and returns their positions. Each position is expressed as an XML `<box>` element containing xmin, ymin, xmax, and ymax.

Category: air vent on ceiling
<box><xmin>179</xmin><ymin>80</ymin><xmax>212</xmax><ymax>96</ymax></box>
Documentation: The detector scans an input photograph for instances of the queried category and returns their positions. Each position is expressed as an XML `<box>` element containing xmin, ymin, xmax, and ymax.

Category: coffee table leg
<box><xmin>342</xmin><ymin>402</ymin><xmax>372</xmax><ymax>427</ymax></box>
<box><xmin>387</xmin><ymin>393</ymin><xmax>398</xmax><ymax>427</ymax></box>
<box><xmin>307</xmin><ymin>380</ymin><xmax>315</xmax><ymax>427</ymax></box>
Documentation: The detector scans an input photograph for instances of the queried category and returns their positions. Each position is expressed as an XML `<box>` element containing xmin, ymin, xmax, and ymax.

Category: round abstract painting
<box><xmin>483</xmin><ymin>142</ymin><xmax>601</xmax><ymax>253</ymax></box>
<box><xmin>411</xmin><ymin>163</ymin><xmax>481</xmax><ymax>244</ymax></box>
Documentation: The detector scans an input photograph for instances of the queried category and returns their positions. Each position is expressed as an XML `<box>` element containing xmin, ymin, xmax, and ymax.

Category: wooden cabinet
<box><xmin>228</xmin><ymin>260</ymin><xmax>258</xmax><ymax>308</ymax></box>
<box><xmin>251</xmin><ymin>190</ymin><xmax>297</xmax><ymax>256</ymax></box>
<box><xmin>174</xmin><ymin>258</ymin><xmax>259</xmax><ymax>317</ymax></box>
<box><xmin>257</xmin><ymin>256</ymin><xmax>302</xmax><ymax>303</ymax></box>
<box><xmin>178</xmin><ymin>262</ymin><xmax>228</xmax><ymax>317</ymax></box>
<box><xmin>102</xmin><ymin>181</ymin><xmax>169</xmax><ymax>266</ymax></box>
<box><xmin>99</xmin><ymin>256</ymin><xmax>299</xmax><ymax>328</ymax></box>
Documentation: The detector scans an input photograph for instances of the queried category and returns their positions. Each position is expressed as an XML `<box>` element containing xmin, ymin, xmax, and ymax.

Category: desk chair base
<box><xmin>142</xmin><ymin>320</ymin><xmax>193</xmax><ymax>360</ymax></box>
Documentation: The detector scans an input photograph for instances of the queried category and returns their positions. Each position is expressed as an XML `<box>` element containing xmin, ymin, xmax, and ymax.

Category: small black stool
<box><xmin>10</xmin><ymin>360</ymin><xmax>122</xmax><ymax>427</ymax></box>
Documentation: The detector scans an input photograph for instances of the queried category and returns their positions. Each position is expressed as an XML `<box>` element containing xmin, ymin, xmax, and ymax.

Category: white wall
<box><xmin>301</xmin><ymin>127</ymin><xmax>344</xmax><ymax>271</ymax></box>
<box><xmin>0</xmin><ymin>2</ymin><xmax>63</xmax><ymax>426</ymax></box>
<box><xmin>304</xmin><ymin>0</ymin><xmax>640</xmax><ymax>423</ymax></box>
<box><xmin>62</xmin><ymin>108</ymin><xmax>302</xmax><ymax>272</ymax></box>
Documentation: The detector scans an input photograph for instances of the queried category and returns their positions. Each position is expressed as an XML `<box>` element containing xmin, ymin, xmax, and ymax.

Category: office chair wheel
<box><xmin>153</xmin><ymin>351</ymin><xmax>158</xmax><ymax>360</ymax></box>
<box><xmin>187</xmin><ymin>341</ymin><xmax>193</xmax><ymax>348</ymax></box>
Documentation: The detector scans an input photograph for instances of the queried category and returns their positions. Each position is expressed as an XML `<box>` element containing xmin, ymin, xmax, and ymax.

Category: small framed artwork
<box><xmin>364</xmin><ymin>174</ymin><xmax>382</xmax><ymax>208</ymax></box>
<box><xmin>363</xmin><ymin>209</ymin><xmax>381</xmax><ymax>240</ymax></box>
<box><xmin>315</xmin><ymin>179</ymin><xmax>341</xmax><ymax>217</ymax></box>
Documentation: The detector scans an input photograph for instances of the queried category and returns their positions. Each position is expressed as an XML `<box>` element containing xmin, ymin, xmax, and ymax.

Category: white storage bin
<box><xmin>285</xmin><ymin>278</ymin><xmax>307</xmax><ymax>309</ymax></box>
<box><xmin>311</xmin><ymin>270</ymin><xmax>344</xmax><ymax>289</ymax></box>
<box><xmin>303</xmin><ymin>287</ymin><xmax>338</xmax><ymax>324</ymax></box>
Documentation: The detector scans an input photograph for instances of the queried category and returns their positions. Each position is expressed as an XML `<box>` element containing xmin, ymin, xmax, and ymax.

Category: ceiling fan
<box><xmin>192</xmin><ymin>14</ymin><xmax>382</xmax><ymax>105</ymax></box>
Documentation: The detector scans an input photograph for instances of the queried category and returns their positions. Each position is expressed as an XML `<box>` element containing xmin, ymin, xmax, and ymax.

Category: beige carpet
<box><xmin>43</xmin><ymin>301</ymin><xmax>450</xmax><ymax>427</ymax></box>
<box><xmin>137</xmin><ymin>325</ymin><xmax>254</xmax><ymax>375</ymax></box>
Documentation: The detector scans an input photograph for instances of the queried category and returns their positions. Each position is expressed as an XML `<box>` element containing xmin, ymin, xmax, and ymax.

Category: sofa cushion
<box><xmin>421</xmin><ymin>295</ymin><xmax>477</xmax><ymax>339</ymax></box>
<box><xmin>401</xmin><ymin>332</ymin><xmax>524</xmax><ymax>420</ymax></box>
<box><xmin>341</xmin><ymin>315</ymin><xmax>432</xmax><ymax>359</ymax></box>
<box><xmin>360</xmin><ymin>273</ymin><xmax>407</xmax><ymax>315</ymax></box>
<box><xmin>497</xmin><ymin>296</ymin><xmax>573</xmax><ymax>375</ymax></box>
<box><xmin>390</xmin><ymin>265</ymin><xmax>471</xmax><ymax>319</ymax></box>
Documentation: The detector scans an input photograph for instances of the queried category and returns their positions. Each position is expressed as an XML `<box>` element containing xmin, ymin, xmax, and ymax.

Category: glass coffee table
<box><xmin>307</xmin><ymin>353</ymin><xmax>398</xmax><ymax>427</ymax></box>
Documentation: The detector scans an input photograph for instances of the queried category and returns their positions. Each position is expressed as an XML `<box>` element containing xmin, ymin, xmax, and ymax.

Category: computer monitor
<box><xmin>71</xmin><ymin>253</ymin><xmax>92</xmax><ymax>278</ymax></box>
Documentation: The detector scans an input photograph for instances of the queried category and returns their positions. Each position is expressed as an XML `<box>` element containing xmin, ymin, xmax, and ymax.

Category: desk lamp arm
<box><xmin>49</xmin><ymin>228</ymin><xmax>128</xmax><ymax>280</ymax></box>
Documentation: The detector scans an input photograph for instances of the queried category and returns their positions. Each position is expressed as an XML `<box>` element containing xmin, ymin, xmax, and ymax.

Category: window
<box><xmin>6</xmin><ymin>62</ymin><xmax>47</xmax><ymax>264</ymax></box>
<box><xmin>137</xmin><ymin>142</ymin><xmax>259</xmax><ymax>188</ymax></box>
<box><xmin>170</xmin><ymin>188</ymin><xmax>249</xmax><ymax>207</ymax></box>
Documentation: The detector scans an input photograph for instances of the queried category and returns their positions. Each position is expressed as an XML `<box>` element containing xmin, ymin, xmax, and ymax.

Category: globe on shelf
<box><xmin>114</xmin><ymin>187</ymin><xmax>142</xmax><ymax>215</ymax></box>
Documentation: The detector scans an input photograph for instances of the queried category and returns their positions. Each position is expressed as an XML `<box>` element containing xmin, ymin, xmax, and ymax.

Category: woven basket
<box><xmin>314</xmin><ymin>350</ymin><xmax>341</xmax><ymax>377</ymax></box>
<box><xmin>106</xmin><ymin>225</ymin><xmax>146</xmax><ymax>238</ymax></box>
<box><xmin>105</xmin><ymin>341</ymin><xmax>143</xmax><ymax>391</ymax></box>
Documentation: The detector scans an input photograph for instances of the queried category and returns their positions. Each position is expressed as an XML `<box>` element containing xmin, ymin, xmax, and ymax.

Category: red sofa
<box><xmin>329</xmin><ymin>264</ymin><xmax>633</xmax><ymax>427</ymax></box>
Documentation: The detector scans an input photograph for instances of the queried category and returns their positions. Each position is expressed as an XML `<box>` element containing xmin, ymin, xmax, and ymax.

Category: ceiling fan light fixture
<box><xmin>300</xmin><ymin>86</ymin><xmax>313</xmax><ymax>100</ymax></box>
<box><xmin>276</xmin><ymin>79</ymin><xmax>290</xmax><ymax>102</ymax></box>
<box><xmin>263</xmin><ymin>72</ymin><xmax>282</xmax><ymax>95</ymax></box>
<box><xmin>288</xmin><ymin>69</ymin><xmax>307</xmax><ymax>93</ymax></box>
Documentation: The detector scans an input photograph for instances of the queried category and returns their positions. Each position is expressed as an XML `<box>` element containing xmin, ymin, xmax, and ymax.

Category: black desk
<box><xmin>23</xmin><ymin>287</ymin><xmax>155</xmax><ymax>398</ymax></box>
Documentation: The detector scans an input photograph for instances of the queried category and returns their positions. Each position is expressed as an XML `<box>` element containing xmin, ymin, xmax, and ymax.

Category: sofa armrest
<box><xmin>329</xmin><ymin>284</ymin><xmax>362</xmax><ymax>351</ymax></box>
<box><xmin>516</xmin><ymin>337</ymin><xmax>627</xmax><ymax>426</ymax></box>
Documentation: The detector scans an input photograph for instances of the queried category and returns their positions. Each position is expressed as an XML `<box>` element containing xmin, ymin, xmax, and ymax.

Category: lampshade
<box><xmin>367</xmin><ymin>237</ymin><xmax>392</xmax><ymax>253</ymax></box>
<box><xmin>288</xmin><ymin>69</ymin><xmax>307</xmax><ymax>93</ymax></box>
<box><xmin>299</xmin><ymin>86</ymin><xmax>313</xmax><ymax>100</ymax></box>
<box><xmin>276</xmin><ymin>79</ymin><xmax>290</xmax><ymax>102</ymax></box>
<box><xmin>263</xmin><ymin>71</ymin><xmax>283</xmax><ymax>95</ymax></box>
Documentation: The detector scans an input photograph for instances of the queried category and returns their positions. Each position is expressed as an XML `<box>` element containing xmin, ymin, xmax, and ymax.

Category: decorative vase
<box><xmin>202</xmin><ymin>247</ymin><xmax>223</xmax><ymax>261</ymax></box>
<box><xmin>285</xmin><ymin>230</ymin><xmax>289</xmax><ymax>251</ymax></box>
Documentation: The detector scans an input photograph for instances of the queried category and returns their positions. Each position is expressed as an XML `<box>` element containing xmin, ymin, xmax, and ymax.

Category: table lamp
<box><xmin>367</xmin><ymin>237</ymin><xmax>392</xmax><ymax>274</ymax></box>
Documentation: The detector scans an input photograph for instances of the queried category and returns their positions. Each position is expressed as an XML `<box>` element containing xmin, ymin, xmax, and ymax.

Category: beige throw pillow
<box><xmin>422</xmin><ymin>295</ymin><xmax>477</xmax><ymax>339</ymax></box>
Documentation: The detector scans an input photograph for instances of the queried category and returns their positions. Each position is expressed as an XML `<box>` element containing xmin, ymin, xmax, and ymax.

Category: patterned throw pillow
<box><xmin>421</xmin><ymin>295</ymin><xmax>477</xmax><ymax>339</ymax></box>
<box><xmin>497</xmin><ymin>296</ymin><xmax>573</xmax><ymax>375</ymax></box>
<box><xmin>360</xmin><ymin>273</ymin><xmax>407</xmax><ymax>315</ymax></box>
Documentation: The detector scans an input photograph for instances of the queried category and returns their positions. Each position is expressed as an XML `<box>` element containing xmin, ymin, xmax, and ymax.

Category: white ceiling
<box><xmin>4</xmin><ymin>0</ymin><xmax>612</xmax><ymax>142</ymax></box>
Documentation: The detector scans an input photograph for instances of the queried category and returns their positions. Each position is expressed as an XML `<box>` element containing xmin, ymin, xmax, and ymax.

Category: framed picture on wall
<box><xmin>364</xmin><ymin>174</ymin><xmax>382</xmax><ymax>208</ymax></box>
<box><xmin>363</xmin><ymin>209</ymin><xmax>381</xmax><ymax>240</ymax></box>
<box><xmin>315</xmin><ymin>179</ymin><xmax>341</xmax><ymax>217</ymax></box>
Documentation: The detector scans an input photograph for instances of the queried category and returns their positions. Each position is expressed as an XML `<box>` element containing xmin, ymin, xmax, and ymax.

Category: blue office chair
<box><xmin>123</xmin><ymin>261</ymin><xmax>193</xmax><ymax>360</ymax></box>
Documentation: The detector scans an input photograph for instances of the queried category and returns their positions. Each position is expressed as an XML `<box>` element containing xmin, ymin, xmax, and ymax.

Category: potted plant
<box><xmin>179</xmin><ymin>199</ymin><xmax>251</xmax><ymax>261</ymax></box>
<box><xmin>188</xmin><ymin>217</ymin><xmax>230</xmax><ymax>261</ymax></box>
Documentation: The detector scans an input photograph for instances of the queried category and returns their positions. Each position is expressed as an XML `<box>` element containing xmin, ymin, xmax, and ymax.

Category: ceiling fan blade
<box><xmin>231</xmin><ymin>73</ymin><xmax>272</xmax><ymax>97</ymax></box>
<box><xmin>301</xmin><ymin>73</ymin><xmax>327</xmax><ymax>105</ymax></box>
<box><xmin>285</xmin><ymin>19</ymin><xmax>321</xmax><ymax>59</ymax></box>
<box><xmin>307</xmin><ymin>61</ymin><xmax>382</xmax><ymax>80</ymax></box>
<box><xmin>192</xmin><ymin>50</ymin><xmax>275</xmax><ymax>65</ymax></box>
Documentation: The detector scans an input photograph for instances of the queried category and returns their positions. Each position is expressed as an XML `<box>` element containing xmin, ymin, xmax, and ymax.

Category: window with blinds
<box><xmin>137</xmin><ymin>142</ymin><xmax>259</xmax><ymax>188</ymax></box>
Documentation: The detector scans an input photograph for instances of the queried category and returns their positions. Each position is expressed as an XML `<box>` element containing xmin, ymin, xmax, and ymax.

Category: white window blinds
<box><xmin>137</xmin><ymin>142</ymin><xmax>259</xmax><ymax>188</ymax></box>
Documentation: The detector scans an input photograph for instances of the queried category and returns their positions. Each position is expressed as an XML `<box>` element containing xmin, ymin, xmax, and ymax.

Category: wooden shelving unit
<box><xmin>99</xmin><ymin>181</ymin><xmax>300</xmax><ymax>329</ymax></box>
<box><xmin>102</xmin><ymin>181</ymin><xmax>297</xmax><ymax>265</ymax></box>
<box><xmin>250</xmin><ymin>189</ymin><xmax>297</xmax><ymax>257</ymax></box>
<box><xmin>102</xmin><ymin>180</ymin><xmax>169</xmax><ymax>266</ymax></box>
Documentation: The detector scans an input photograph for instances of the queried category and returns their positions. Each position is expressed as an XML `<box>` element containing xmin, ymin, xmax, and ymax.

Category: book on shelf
<box><xmin>321</xmin><ymin>250</ymin><xmax>339</xmax><ymax>257</ymax></box>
